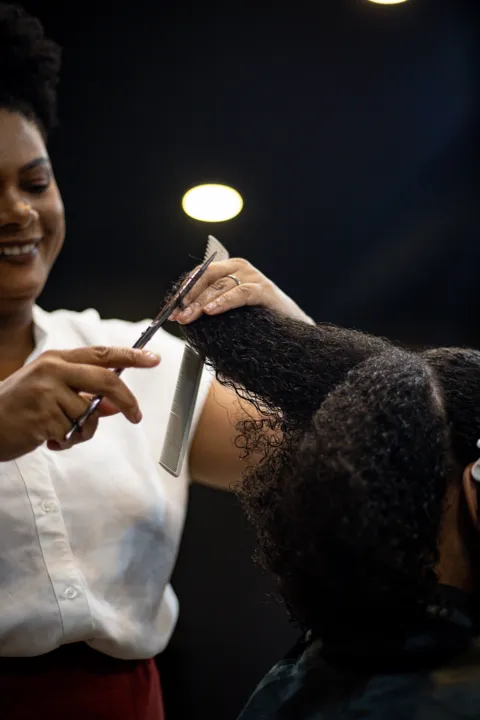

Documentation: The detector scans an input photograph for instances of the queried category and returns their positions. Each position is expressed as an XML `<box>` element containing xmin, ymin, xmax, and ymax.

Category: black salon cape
<box><xmin>238</xmin><ymin>587</ymin><xmax>480</xmax><ymax>720</ymax></box>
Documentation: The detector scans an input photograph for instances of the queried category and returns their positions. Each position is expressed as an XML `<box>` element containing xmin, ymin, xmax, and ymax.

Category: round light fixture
<box><xmin>367</xmin><ymin>0</ymin><xmax>409</xmax><ymax>4</ymax></box>
<box><xmin>181</xmin><ymin>184</ymin><xmax>243</xmax><ymax>223</ymax></box>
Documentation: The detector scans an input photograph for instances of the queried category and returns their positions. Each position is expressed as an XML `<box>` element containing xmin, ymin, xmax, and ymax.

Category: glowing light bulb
<box><xmin>181</xmin><ymin>184</ymin><xmax>243</xmax><ymax>222</ymax></box>
<box><xmin>367</xmin><ymin>0</ymin><xmax>409</xmax><ymax>5</ymax></box>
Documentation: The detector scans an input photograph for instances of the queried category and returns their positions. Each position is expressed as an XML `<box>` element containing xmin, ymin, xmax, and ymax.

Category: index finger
<box><xmin>52</xmin><ymin>346</ymin><xmax>161</xmax><ymax>369</ymax></box>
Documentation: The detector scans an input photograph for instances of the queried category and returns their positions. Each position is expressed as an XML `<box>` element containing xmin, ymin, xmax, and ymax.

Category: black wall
<box><xmin>23</xmin><ymin>0</ymin><xmax>480</xmax><ymax>716</ymax></box>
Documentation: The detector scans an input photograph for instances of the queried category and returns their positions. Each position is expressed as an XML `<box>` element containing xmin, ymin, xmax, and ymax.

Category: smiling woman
<box><xmin>0</xmin><ymin>114</ymin><xmax>65</xmax><ymax>314</ymax></box>
<box><xmin>0</xmin><ymin>4</ymin><xmax>314</xmax><ymax>719</ymax></box>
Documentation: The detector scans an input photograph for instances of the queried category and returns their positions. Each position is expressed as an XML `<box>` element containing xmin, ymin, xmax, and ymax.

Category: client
<box><xmin>184</xmin><ymin>307</ymin><xmax>480</xmax><ymax>720</ymax></box>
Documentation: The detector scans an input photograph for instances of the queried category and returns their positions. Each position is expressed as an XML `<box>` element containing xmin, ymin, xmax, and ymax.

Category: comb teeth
<box><xmin>205</xmin><ymin>235</ymin><xmax>229</xmax><ymax>263</ymax></box>
<box><xmin>159</xmin><ymin>236</ymin><xmax>230</xmax><ymax>477</ymax></box>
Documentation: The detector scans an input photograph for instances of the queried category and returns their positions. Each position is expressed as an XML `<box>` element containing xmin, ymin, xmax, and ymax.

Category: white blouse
<box><xmin>0</xmin><ymin>306</ymin><xmax>212</xmax><ymax>659</ymax></box>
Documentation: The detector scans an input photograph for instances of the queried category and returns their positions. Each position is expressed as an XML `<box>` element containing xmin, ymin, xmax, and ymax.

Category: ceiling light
<box><xmin>181</xmin><ymin>184</ymin><xmax>243</xmax><ymax>223</ymax></box>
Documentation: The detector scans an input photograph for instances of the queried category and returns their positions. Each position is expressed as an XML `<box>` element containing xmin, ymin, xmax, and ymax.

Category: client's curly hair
<box><xmin>183</xmin><ymin>307</ymin><xmax>393</xmax><ymax>459</ymax></box>
<box><xmin>0</xmin><ymin>3</ymin><xmax>61</xmax><ymax>135</ymax></box>
<box><xmin>184</xmin><ymin>308</ymin><xmax>480</xmax><ymax>632</ymax></box>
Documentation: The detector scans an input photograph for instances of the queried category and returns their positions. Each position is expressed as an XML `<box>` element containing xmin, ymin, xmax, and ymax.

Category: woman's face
<box><xmin>0</xmin><ymin>110</ymin><xmax>65</xmax><ymax>317</ymax></box>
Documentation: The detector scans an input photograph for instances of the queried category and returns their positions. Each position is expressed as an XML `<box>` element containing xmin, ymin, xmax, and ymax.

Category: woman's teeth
<box><xmin>0</xmin><ymin>242</ymin><xmax>38</xmax><ymax>257</ymax></box>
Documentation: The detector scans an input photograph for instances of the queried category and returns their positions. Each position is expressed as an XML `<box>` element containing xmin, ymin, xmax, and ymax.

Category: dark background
<box><xmin>24</xmin><ymin>0</ymin><xmax>480</xmax><ymax>717</ymax></box>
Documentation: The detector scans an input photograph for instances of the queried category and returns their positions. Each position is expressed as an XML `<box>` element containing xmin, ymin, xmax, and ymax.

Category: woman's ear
<box><xmin>462</xmin><ymin>463</ymin><xmax>480</xmax><ymax>529</ymax></box>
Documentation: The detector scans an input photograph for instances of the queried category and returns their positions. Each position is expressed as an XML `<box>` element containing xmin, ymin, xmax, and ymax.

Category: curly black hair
<box><xmin>0</xmin><ymin>3</ymin><xmax>61</xmax><ymax>136</ymax></box>
<box><xmin>422</xmin><ymin>348</ymin><xmax>480</xmax><ymax>468</ymax></box>
<box><xmin>184</xmin><ymin>307</ymin><xmax>393</xmax><ymax>457</ymax></box>
<box><xmin>183</xmin><ymin>308</ymin><xmax>480</xmax><ymax>632</ymax></box>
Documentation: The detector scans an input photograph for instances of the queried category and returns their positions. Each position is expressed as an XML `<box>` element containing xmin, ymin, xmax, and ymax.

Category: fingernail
<box><xmin>134</xmin><ymin>409</ymin><xmax>143</xmax><ymax>423</ymax></box>
<box><xmin>177</xmin><ymin>307</ymin><xmax>194</xmax><ymax>325</ymax></box>
<box><xmin>140</xmin><ymin>350</ymin><xmax>161</xmax><ymax>363</ymax></box>
<box><xmin>205</xmin><ymin>301</ymin><xmax>218</xmax><ymax>312</ymax></box>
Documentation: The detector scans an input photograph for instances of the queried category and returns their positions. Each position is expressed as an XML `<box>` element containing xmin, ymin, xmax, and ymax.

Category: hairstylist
<box><xmin>0</xmin><ymin>5</ymin><xmax>313</xmax><ymax>719</ymax></box>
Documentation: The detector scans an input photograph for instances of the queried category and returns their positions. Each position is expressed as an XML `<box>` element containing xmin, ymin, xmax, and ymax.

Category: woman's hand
<box><xmin>0</xmin><ymin>346</ymin><xmax>160</xmax><ymax>462</ymax></box>
<box><xmin>171</xmin><ymin>258</ymin><xmax>314</xmax><ymax>325</ymax></box>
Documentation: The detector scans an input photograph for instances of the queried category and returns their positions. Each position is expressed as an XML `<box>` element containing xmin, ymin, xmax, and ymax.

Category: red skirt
<box><xmin>0</xmin><ymin>643</ymin><xmax>165</xmax><ymax>720</ymax></box>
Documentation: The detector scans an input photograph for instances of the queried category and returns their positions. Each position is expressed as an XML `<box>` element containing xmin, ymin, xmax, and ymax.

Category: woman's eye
<box><xmin>26</xmin><ymin>184</ymin><xmax>49</xmax><ymax>195</ymax></box>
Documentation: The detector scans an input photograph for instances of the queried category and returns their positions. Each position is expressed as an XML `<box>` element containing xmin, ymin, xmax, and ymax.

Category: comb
<box><xmin>159</xmin><ymin>235</ymin><xmax>230</xmax><ymax>476</ymax></box>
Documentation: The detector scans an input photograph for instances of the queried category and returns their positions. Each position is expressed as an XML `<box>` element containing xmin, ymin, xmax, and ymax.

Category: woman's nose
<box><xmin>0</xmin><ymin>196</ymin><xmax>39</xmax><ymax>230</ymax></box>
